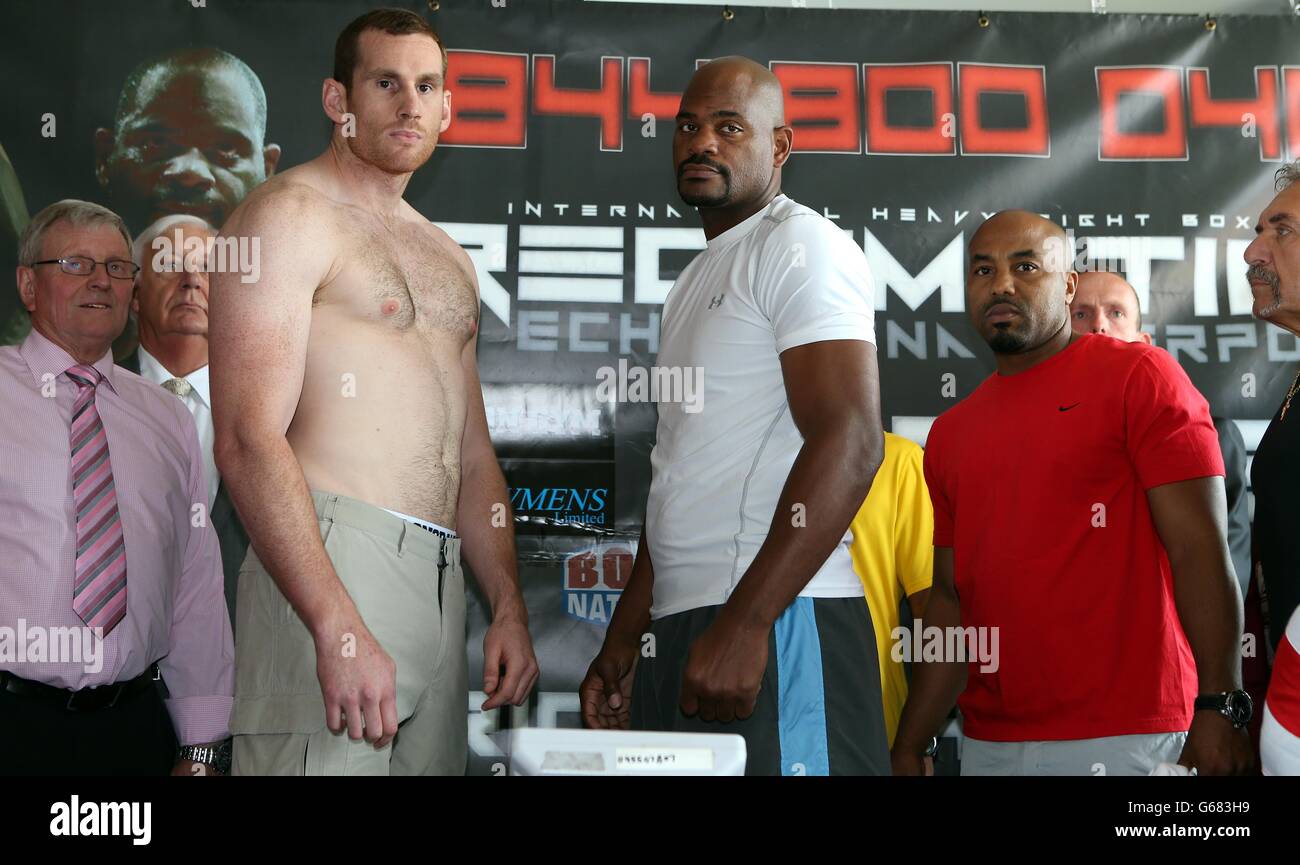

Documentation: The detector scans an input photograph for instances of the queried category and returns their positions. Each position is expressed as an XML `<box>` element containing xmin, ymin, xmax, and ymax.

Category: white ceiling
<box><xmin>587</xmin><ymin>0</ymin><xmax>1293</xmax><ymax>16</ymax></box>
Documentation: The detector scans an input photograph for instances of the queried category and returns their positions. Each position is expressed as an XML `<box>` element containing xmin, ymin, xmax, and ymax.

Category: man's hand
<box><xmin>171</xmin><ymin>759</ymin><xmax>220</xmax><ymax>777</ymax></box>
<box><xmin>579</xmin><ymin>634</ymin><xmax>640</xmax><ymax>729</ymax></box>
<box><xmin>314</xmin><ymin>618</ymin><xmax>399</xmax><ymax>747</ymax></box>
<box><xmin>1178</xmin><ymin>711</ymin><xmax>1254</xmax><ymax>776</ymax></box>
<box><xmin>679</xmin><ymin>614</ymin><xmax>769</xmax><ymax>723</ymax></box>
<box><xmin>890</xmin><ymin>750</ymin><xmax>934</xmax><ymax>777</ymax></box>
<box><xmin>482</xmin><ymin>616</ymin><xmax>539</xmax><ymax>710</ymax></box>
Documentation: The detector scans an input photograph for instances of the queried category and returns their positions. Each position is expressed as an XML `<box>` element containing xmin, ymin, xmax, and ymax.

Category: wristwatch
<box><xmin>178</xmin><ymin>739</ymin><xmax>233</xmax><ymax>775</ymax></box>
<box><xmin>1193</xmin><ymin>690</ymin><xmax>1253</xmax><ymax>729</ymax></box>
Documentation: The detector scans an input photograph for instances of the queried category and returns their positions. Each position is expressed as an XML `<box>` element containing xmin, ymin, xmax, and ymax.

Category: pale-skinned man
<box><xmin>1244</xmin><ymin>164</ymin><xmax>1300</xmax><ymax>774</ymax></box>
<box><xmin>1</xmin><ymin>200</ymin><xmax>232</xmax><ymax>775</ymax></box>
<box><xmin>211</xmin><ymin>8</ymin><xmax>537</xmax><ymax>776</ymax></box>
<box><xmin>119</xmin><ymin>215</ymin><xmax>248</xmax><ymax>626</ymax></box>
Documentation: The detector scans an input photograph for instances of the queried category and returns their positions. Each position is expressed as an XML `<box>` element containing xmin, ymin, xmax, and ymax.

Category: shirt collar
<box><xmin>138</xmin><ymin>345</ymin><xmax>210</xmax><ymax>408</ymax></box>
<box><xmin>704</xmin><ymin>194</ymin><xmax>787</xmax><ymax>251</ymax></box>
<box><xmin>18</xmin><ymin>326</ymin><xmax>118</xmax><ymax>394</ymax></box>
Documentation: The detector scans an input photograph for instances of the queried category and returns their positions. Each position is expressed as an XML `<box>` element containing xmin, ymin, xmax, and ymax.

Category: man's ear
<box><xmin>773</xmin><ymin>125</ymin><xmax>793</xmax><ymax>168</ymax></box>
<box><xmin>262</xmin><ymin>143</ymin><xmax>283</xmax><ymax>178</ymax></box>
<box><xmin>94</xmin><ymin>128</ymin><xmax>115</xmax><ymax>188</ymax></box>
<box><xmin>16</xmin><ymin>265</ymin><xmax>36</xmax><ymax>312</ymax></box>
<box><xmin>1141</xmin><ymin>330</ymin><xmax>1154</xmax><ymax>346</ymax></box>
<box><xmin>321</xmin><ymin>78</ymin><xmax>349</xmax><ymax>126</ymax></box>
<box><xmin>440</xmin><ymin>90</ymin><xmax>452</xmax><ymax>134</ymax></box>
<box><xmin>1063</xmin><ymin>269</ymin><xmax>1079</xmax><ymax>306</ymax></box>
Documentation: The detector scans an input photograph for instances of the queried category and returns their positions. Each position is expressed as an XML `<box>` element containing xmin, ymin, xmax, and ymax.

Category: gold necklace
<box><xmin>1282</xmin><ymin>369</ymin><xmax>1300</xmax><ymax>421</ymax></box>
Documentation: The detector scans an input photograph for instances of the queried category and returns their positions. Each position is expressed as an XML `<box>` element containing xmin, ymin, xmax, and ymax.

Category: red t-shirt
<box><xmin>924</xmin><ymin>334</ymin><xmax>1224</xmax><ymax>741</ymax></box>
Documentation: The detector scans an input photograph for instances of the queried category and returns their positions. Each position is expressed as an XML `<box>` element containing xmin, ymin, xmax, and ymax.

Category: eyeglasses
<box><xmin>29</xmin><ymin>256</ymin><xmax>141</xmax><ymax>280</ymax></box>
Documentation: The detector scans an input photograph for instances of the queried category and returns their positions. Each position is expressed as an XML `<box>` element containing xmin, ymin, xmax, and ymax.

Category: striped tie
<box><xmin>66</xmin><ymin>363</ymin><xmax>127</xmax><ymax>636</ymax></box>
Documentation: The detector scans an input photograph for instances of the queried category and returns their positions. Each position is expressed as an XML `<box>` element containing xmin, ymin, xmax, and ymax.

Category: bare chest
<box><xmin>325</xmin><ymin>220</ymin><xmax>478</xmax><ymax>343</ymax></box>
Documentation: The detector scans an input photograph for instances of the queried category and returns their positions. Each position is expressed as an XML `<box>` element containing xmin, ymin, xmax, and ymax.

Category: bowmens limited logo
<box><xmin>50</xmin><ymin>795</ymin><xmax>151</xmax><ymax>845</ymax></box>
<box><xmin>563</xmin><ymin>542</ymin><xmax>633</xmax><ymax>624</ymax></box>
<box><xmin>596</xmin><ymin>359</ymin><xmax>704</xmax><ymax>414</ymax></box>
<box><xmin>0</xmin><ymin>619</ymin><xmax>103</xmax><ymax>673</ymax></box>
<box><xmin>510</xmin><ymin>487</ymin><xmax>608</xmax><ymax>526</ymax></box>
<box><xmin>891</xmin><ymin>619</ymin><xmax>1000</xmax><ymax>674</ymax></box>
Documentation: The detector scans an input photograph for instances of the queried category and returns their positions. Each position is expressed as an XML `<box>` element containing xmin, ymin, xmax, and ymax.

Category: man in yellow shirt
<box><xmin>848</xmin><ymin>431</ymin><xmax>934</xmax><ymax>746</ymax></box>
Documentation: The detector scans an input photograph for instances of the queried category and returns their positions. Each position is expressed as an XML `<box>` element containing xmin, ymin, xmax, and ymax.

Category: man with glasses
<box><xmin>0</xmin><ymin>199</ymin><xmax>233</xmax><ymax>775</ymax></box>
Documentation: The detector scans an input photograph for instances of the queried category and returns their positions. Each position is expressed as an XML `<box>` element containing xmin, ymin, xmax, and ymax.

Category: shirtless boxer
<box><xmin>209</xmin><ymin>7</ymin><xmax>537</xmax><ymax>776</ymax></box>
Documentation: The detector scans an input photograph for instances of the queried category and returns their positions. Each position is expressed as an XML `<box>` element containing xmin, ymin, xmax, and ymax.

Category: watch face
<box><xmin>1228</xmin><ymin>690</ymin><xmax>1254</xmax><ymax>725</ymax></box>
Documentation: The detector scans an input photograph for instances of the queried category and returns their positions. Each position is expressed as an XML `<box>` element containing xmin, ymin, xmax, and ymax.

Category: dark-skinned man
<box><xmin>579</xmin><ymin>57</ymin><xmax>888</xmax><ymax>775</ymax></box>
<box><xmin>892</xmin><ymin>211</ymin><xmax>1253</xmax><ymax>776</ymax></box>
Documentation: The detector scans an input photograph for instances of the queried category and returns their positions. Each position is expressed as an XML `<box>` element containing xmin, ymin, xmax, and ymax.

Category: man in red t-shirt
<box><xmin>892</xmin><ymin>211</ymin><xmax>1254</xmax><ymax>776</ymax></box>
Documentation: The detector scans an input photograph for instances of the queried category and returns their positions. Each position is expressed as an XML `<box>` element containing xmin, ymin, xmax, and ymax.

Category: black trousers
<box><xmin>0</xmin><ymin>681</ymin><xmax>178</xmax><ymax>775</ymax></box>
<box><xmin>631</xmin><ymin>596</ymin><xmax>891</xmax><ymax>776</ymax></box>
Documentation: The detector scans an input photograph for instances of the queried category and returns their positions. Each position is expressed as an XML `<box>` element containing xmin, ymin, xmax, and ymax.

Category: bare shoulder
<box><xmin>225</xmin><ymin>166</ymin><xmax>339</xmax><ymax>238</ymax></box>
<box><xmin>403</xmin><ymin>204</ymin><xmax>478</xmax><ymax>295</ymax></box>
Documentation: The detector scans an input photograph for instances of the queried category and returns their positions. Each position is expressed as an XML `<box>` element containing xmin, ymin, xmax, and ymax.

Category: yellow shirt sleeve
<box><xmin>894</xmin><ymin>440</ymin><xmax>935</xmax><ymax>599</ymax></box>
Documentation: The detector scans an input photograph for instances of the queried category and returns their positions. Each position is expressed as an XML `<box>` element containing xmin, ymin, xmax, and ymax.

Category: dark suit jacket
<box><xmin>117</xmin><ymin>350</ymin><xmax>249</xmax><ymax>632</ymax></box>
<box><xmin>1213</xmin><ymin>416</ymin><xmax>1252</xmax><ymax>599</ymax></box>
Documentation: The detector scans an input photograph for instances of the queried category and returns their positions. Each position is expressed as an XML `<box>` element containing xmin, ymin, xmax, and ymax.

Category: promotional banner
<box><xmin>3</xmin><ymin>0</ymin><xmax>1297</xmax><ymax>773</ymax></box>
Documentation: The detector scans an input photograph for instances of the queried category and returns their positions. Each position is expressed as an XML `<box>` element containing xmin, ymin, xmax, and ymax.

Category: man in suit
<box><xmin>120</xmin><ymin>213</ymin><xmax>247</xmax><ymax>628</ymax></box>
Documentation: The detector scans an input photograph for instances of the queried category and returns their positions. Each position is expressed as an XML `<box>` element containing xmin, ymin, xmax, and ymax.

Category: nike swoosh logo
<box><xmin>1059</xmin><ymin>403</ymin><xmax>1081</xmax><ymax>412</ymax></box>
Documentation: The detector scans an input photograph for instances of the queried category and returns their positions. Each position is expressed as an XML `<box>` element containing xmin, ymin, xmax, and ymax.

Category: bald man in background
<box><xmin>1070</xmin><ymin>270</ymin><xmax>1251</xmax><ymax>598</ymax></box>
<box><xmin>580</xmin><ymin>57</ymin><xmax>888</xmax><ymax>775</ymax></box>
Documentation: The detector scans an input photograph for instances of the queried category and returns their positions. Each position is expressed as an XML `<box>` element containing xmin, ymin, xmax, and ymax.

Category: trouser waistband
<box><xmin>310</xmin><ymin>490</ymin><xmax>460</xmax><ymax>567</ymax></box>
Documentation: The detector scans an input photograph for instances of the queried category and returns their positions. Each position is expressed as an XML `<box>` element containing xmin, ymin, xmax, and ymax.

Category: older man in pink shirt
<box><xmin>0</xmin><ymin>199</ymin><xmax>233</xmax><ymax>775</ymax></box>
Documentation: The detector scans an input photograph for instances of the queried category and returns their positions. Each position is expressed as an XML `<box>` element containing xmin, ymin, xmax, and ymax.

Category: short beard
<box><xmin>678</xmin><ymin>176</ymin><xmax>732</xmax><ymax>208</ymax></box>
<box><xmin>987</xmin><ymin>326</ymin><xmax>1029</xmax><ymax>354</ymax></box>
<box><xmin>347</xmin><ymin>132</ymin><xmax>435</xmax><ymax>175</ymax></box>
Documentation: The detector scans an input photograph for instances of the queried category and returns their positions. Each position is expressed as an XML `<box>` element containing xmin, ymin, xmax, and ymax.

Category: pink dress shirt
<box><xmin>0</xmin><ymin>329</ymin><xmax>233</xmax><ymax>745</ymax></box>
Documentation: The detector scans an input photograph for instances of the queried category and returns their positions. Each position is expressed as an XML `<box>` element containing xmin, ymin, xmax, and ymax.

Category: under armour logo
<box><xmin>708</xmin><ymin>294</ymin><xmax>725</xmax><ymax>310</ymax></box>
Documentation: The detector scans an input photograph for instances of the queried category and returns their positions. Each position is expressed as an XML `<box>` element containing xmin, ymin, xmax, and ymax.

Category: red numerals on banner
<box><xmin>864</xmin><ymin>63</ymin><xmax>955</xmax><ymax>155</ymax></box>
<box><xmin>533</xmin><ymin>55</ymin><xmax>625</xmax><ymax>151</ymax></box>
<box><xmin>958</xmin><ymin>64</ymin><xmax>1050</xmax><ymax>156</ymax></box>
<box><xmin>440</xmin><ymin>50</ymin><xmax>528</xmax><ymax>148</ymax></box>
<box><xmin>1188</xmin><ymin>67</ymin><xmax>1281</xmax><ymax>161</ymax></box>
<box><xmin>1286</xmin><ymin>67</ymin><xmax>1300</xmax><ymax>163</ymax></box>
<box><xmin>628</xmin><ymin>58</ymin><xmax>681</xmax><ymax>120</ymax></box>
<box><xmin>772</xmin><ymin>62</ymin><xmax>860</xmax><ymax>152</ymax></box>
<box><xmin>1097</xmin><ymin>67</ymin><xmax>1186</xmax><ymax>159</ymax></box>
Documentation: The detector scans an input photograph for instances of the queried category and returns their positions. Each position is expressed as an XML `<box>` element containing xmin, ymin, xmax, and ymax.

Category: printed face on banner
<box><xmin>339</xmin><ymin>31</ymin><xmax>451</xmax><ymax>175</ymax></box>
<box><xmin>967</xmin><ymin>212</ymin><xmax>1077</xmax><ymax>354</ymax></box>
<box><xmin>1070</xmin><ymin>271</ymin><xmax>1150</xmax><ymax>344</ymax></box>
<box><xmin>1245</xmin><ymin>184</ymin><xmax>1300</xmax><ymax>328</ymax></box>
<box><xmin>19</xmin><ymin>223</ymin><xmax>134</xmax><ymax>354</ymax></box>
<box><xmin>96</xmin><ymin>56</ymin><xmax>279</xmax><ymax>233</ymax></box>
